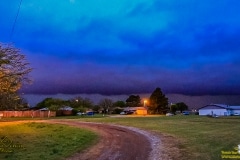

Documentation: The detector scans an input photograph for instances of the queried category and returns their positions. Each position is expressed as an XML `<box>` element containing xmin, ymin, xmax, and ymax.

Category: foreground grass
<box><xmin>0</xmin><ymin>114</ymin><xmax>105</xmax><ymax>121</ymax></box>
<box><xmin>72</xmin><ymin>115</ymin><xmax>240</xmax><ymax>160</ymax></box>
<box><xmin>0</xmin><ymin>122</ymin><xmax>98</xmax><ymax>160</ymax></box>
<box><xmin>1</xmin><ymin>115</ymin><xmax>239</xmax><ymax>160</ymax></box>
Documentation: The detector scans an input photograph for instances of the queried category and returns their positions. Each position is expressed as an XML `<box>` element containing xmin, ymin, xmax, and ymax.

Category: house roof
<box><xmin>39</xmin><ymin>107</ymin><xmax>49</xmax><ymax>111</ymax></box>
<box><xmin>229</xmin><ymin>106</ymin><xmax>240</xmax><ymax>110</ymax></box>
<box><xmin>59</xmin><ymin>106</ymin><xmax>73</xmax><ymax>110</ymax></box>
<box><xmin>198</xmin><ymin>104</ymin><xmax>228</xmax><ymax>110</ymax></box>
<box><xmin>213</xmin><ymin>104</ymin><xmax>229</xmax><ymax>108</ymax></box>
<box><xmin>123</xmin><ymin>107</ymin><xmax>147</xmax><ymax>111</ymax></box>
<box><xmin>199</xmin><ymin>104</ymin><xmax>240</xmax><ymax>110</ymax></box>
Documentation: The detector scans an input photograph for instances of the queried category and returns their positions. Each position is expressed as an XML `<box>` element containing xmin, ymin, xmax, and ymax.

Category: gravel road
<box><xmin>44</xmin><ymin>120</ymin><xmax>169</xmax><ymax>160</ymax></box>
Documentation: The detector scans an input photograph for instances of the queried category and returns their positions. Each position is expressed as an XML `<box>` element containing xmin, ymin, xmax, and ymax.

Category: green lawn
<box><xmin>72</xmin><ymin>115</ymin><xmax>240</xmax><ymax>160</ymax></box>
<box><xmin>0</xmin><ymin>122</ymin><xmax>98</xmax><ymax>160</ymax></box>
<box><xmin>1</xmin><ymin>115</ymin><xmax>239</xmax><ymax>160</ymax></box>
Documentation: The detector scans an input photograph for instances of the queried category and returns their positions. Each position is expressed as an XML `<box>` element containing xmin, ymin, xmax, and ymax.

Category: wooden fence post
<box><xmin>31</xmin><ymin>110</ymin><xmax>34</xmax><ymax>118</ymax></box>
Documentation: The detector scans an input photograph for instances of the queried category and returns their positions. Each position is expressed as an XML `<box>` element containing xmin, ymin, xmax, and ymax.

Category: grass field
<box><xmin>1</xmin><ymin>115</ymin><xmax>240</xmax><ymax>160</ymax></box>
<box><xmin>0</xmin><ymin>122</ymin><xmax>98</xmax><ymax>160</ymax></box>
<box><xmin>72</xmin><ymin>115</ymin><xmax>240</xmax><ymax>160</ymax></box>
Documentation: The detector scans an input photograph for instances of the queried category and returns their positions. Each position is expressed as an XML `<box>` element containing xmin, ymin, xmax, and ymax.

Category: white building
<box><xmin>230</xmin><ymin>106</ymin><xmax>240</xmax><ymax>115</ymax></box>
<box><xmin>198</xmin><ymin>104</ymin><xmax>240</xmax><ymax>116</ymax></box>
<box><xmin>123</xmin><ymin>107</ymin><xmax>148</xmax><ymax>115</ymax></box>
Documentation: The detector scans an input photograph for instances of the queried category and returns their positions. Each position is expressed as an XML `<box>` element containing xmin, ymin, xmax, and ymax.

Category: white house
<box><xmin>230</xmin><ymin>106</ymin><xmax>240</xmax><ymax>115</ymax></box>
<box><xmin>198</xmin><ymin>104</ymin><xmax>240</xmax><ymax>116</ymax></box>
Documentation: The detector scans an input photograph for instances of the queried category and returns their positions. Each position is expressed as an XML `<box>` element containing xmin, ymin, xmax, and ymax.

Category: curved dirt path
<box><xmin>44</xmin><ymin>120</ymin><xmax>163</xmax><ymax>160</ymax></box>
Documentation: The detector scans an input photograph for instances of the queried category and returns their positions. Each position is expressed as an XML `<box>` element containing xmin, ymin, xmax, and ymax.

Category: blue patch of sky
<box><xmin>1</xmin><ymin>0</ymin><xmax>240</xmax><ymax>95</ymax></box>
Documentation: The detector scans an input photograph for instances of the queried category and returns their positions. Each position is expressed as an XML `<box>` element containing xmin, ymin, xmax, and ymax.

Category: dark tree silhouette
<box><xmin>99</xmin><ymin>98</ymin><xmax>113</xmax><ymax>114</ymax></box>
<box><xmin>148</xmin><ymin>87</ymin><xmax>168</xmax><ymax>114</ymax></box>
<box><xmin>176</xmin><ymin>102</ymin><xmax>188</xmax><ymax>113</ymax></box>
<box><xmin>126</xmin><ymin>95</ymin><xmax>141</xmax><ymax>107</ymax></box>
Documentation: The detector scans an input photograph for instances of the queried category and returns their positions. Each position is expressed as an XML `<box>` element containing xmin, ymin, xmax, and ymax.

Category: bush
<box><xmin>113</xmin><ymin>108</ymin><xmax>124</xmax><ymax>114</ymax></box>
<box><xmin>72</xmin><ymin>109</ymin><xmax>78</xmax><ymax>115</ymax></box>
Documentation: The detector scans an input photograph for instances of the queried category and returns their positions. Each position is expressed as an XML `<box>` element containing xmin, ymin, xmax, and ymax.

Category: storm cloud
<box><xmin>0</xmin><ymin>0</ymin><xmax>240</xmax><ymax>95</ymax></box>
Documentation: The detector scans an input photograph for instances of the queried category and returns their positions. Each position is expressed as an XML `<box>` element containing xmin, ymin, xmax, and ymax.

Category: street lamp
<box><xmin>144</xmin><ymin>100</ymin><xmax>147</xmax><ymax>107</ymax></box>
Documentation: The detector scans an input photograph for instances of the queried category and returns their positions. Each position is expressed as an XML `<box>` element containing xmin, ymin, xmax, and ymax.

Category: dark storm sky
<box><xmin>1</xmin><ymin>0</ymin><xmax>240</xmax><ymax>95</ymax></box>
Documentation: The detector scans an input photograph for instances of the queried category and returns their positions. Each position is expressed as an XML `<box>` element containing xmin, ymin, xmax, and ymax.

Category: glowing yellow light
<box><xmin>144</xmin><ymin>100</ymin><xmax>147</xmax><ymax>107</ymax></box>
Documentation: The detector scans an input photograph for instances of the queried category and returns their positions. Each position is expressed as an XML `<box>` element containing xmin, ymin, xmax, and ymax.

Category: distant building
<box><xmin>58</xmin><ymin>106</ymin><xmax>73</xmax><ymax>116</ymax></box>
<box><xmin>123</xmin><ymin>107</ymin><xmax>148</xmax><ymax>115</ymax></box>
<box><xmin>198</xmin><ymin>104</ymin><xmax>240</xmax><ymax>116</ymax></box>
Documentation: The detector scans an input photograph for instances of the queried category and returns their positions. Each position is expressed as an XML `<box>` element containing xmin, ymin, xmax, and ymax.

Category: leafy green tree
<box><xmin>176</xmin><ymin>102</ymin><xmax>188</xmax><ymax>113</ymax></box>
<box><xmin>92</xmin><ymin>105</ymin><xmax>100</xmax><ymax>113</ymax></box>
<box><xmin>113</xmin><ymin>108</ymin><xmax>124</xmax><ymax>114</ymax></box>
<box><xmin>170</xmin><ymin>104</ymin><xmax>178</xmax><ymax>114</ymax></box>
<box><xmin>126</xmin><ymin>95</ymin><xmax>141</xmax><ymax>107</ymax></box>
<box><xmin>81</xmin><ymin>98</ymin><xmax>93</xmax><ymax>108</ymax></box>
<box><xmin>35</xmin><ymin>98</ymin><xmax>65</xmax><ymax>110</ymax></box>
<box><xmin>148</xmin><ymin>87</ymin><xmax>168</xmax><ymax>114</ymax></box>
<box><xmin>113</xmin><ymin>101</ymin><xmax>126</xmax><ymax>107</ymax></box>
<box><xmin>68</xmin><ymin>97</ymin><xmax>83</xmax><ymax>108</ymax></box>
<box><xmin>70</xmin><ymin>97</ymin><xmax>93</xmax><ymax>110</ymax></box>
<box><xmin>0</xmin><ymin>95</ymin><xmax>29</xmax><ymax>111</ymax></box>
<box><xmin>0</xmin><ymin>44</ymin><xmax>32</xmax><ymax>110</ymax></box>
<box><xmin>48</xmin><ymin>104</ymin><xmax>60</xmax><ymax>111</ymax></box>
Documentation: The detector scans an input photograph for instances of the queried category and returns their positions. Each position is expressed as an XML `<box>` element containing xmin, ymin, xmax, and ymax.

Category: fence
<box><xmin>0</xmin><ymin>110</ymin><xmax>56</xmax><ymax>118</ymax></box>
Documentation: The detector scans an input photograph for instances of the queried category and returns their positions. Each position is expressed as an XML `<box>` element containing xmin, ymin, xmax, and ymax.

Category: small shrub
<box><xmin>72</xmin><ymin>109</ymin><xmax>78</xmax><ymax>116</ymax></box>
<box><xmin>52</xmin><ymin>148</ymin><xmax>59</xmax><ymax>154</ymax></box>
<box><xmin>113</xmin><ymin>108</ymin><xmax>124</xmax><ymax>114</ymax></box>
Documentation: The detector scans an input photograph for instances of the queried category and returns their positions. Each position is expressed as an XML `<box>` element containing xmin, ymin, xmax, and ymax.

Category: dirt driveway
<box><xmin>43</xmin><ymin>120</ymin><xmax>181</xmax><ymax>160</ymax></box>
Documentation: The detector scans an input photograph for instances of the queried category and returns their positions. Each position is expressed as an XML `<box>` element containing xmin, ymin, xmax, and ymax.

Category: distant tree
<box><xmin>170</xmin><ymin>104</ymin><xmax>177</xmax><ymax>114</ymax></box>
<box><xmin>35</xmin><ymin>98</ymin><xmax>65</xmax><ymax>110</ymax></box>
<box><xmin>92</xmin><ymin>105</ymin><xmax>101</xmax><ymax>113</ymax></box>
<box><xmin>0</xmin><ymin>44</ymin><xmax>32</xmax><ymax>110</ymax></box>
<box><xmin>0</xmin><ymin>93</ymin><xmax>19</xmax><ymax>110</ymax></box>
<box><xmin>70</xmin><ymin>97</ymin><xmax>93</xmax><ymax>109</ymax></box>
<box><xmin>99</xmin><ymin>98</ymin><xmax>113</xmax><ymax>114</ymax></box>
<box><xmin>81</xmin><ymin>98</ymin><xmax>93</xmax><ymax>108</ymax></box>
<box><xmin>113</xmin><ymin>101</ymin><xmax>126</xmax><ymax>107</ymax></box>
<box><xmin>126</xmin><ymin>95</ymin><xmax>141</xmax><ymax>107</ymax></box>
<box><xmin>0</xmin><ymin>95</ymin><xmax>28</xmax><ymax>111</ymax></box>
<box><xmin>48</xmin><ymin>104</ymin><xmax>60</xmax><ymax>111</ymax></box>
<box><xmin>148</xmin><ymin>87</ymin><xmax>168</xmax><ymax>114</ymax></box>
<box><xmin>176</xmin><ymin>102</ymin><xmax>188</xmax><ymax>113</ymax></box>
<box><xmin>113</xmin><ymin>108</ymin><xmax>124</xmax><ymax>114</ymax></box>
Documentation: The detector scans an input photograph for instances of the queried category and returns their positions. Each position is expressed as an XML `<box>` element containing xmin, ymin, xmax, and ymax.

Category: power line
<box><xmin>10</xmin><ymin>0</ymin><xmax>23</xmax><ymax>42</ymax></box>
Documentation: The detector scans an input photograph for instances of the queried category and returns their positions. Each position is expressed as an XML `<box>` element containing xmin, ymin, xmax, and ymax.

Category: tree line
<box><xmin>33</xmin><ymin>89</ymin><xmax>166</xmax><ymax>113</ymax></box>
<box><xmin>33</xmin><ymin>87</ymin><xmax>188</xmax><ymax>114</ymax></box>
